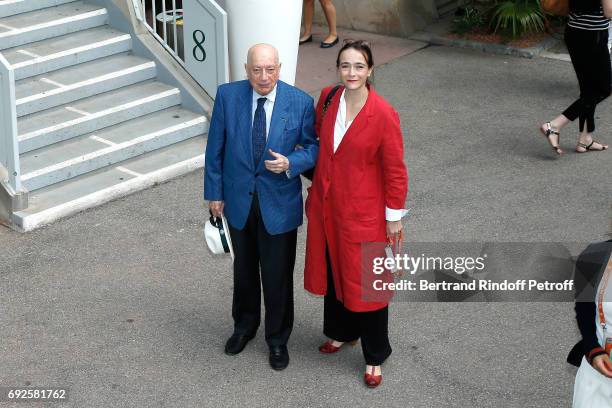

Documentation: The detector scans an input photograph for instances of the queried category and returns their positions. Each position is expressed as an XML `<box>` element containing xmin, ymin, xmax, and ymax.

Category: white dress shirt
<box><xmin>252</xmin><ymin>85</ymin><xmax>276</xmax><ymax>140</ymax></box>
<box><xmin>334</xmin><ymin>89</ymin><xmax>408</xmax><ymax>221</ymax></box>
<box><xmin>595</xmin><ymin>264</ymin><xmax>612</xmax><ymax>348</ymax></box>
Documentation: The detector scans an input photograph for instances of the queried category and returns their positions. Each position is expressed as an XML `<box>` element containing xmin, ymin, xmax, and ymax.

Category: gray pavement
<box><xmin>1</xmin><ymin>45</ymin><xmax>611</xmax><ymax>407</ymax></box>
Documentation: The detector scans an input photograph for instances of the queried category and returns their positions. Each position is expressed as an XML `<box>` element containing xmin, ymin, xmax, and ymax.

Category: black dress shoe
<box><xmin>299</xmin><ymin>35</ymin><xmax>313</xmax><ymax>45</ymax></box>
<box><xmin>224</xmin><ymin>333</ymin><xmax>255</xmax><ymax>356</ymax></box>
<box><xmin>320</xmin><ymin>37</ymin><xmax>339</xmax><ymax>48</ymax></box>
<box><xmin>269</xmin><ymin>345</ymin><xmax>289</xmax><ymax>370</ymax></box>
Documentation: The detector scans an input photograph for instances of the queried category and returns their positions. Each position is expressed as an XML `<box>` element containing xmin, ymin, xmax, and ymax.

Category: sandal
<box><xmin>576</xmin><ymin>139</ymin><xmax>609</xmax><ymax>153</ymax></box>
<box><xmin>540</xmin><ymin>122</ymin><xmax>563</xmax><ymax>156</ymax></box>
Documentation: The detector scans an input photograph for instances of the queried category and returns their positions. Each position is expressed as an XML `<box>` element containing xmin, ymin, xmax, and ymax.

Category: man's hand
<box><xmin>264</xmin><ymin>149</ymin><xmax>290</xmax><ymax>174</ymax></box>
<box><xmin>592</xmin><ymin>354</ymin><xmax>612</xmax><ymax>378</ymax></box>
<box><xmin>209</xmin><ymin>200</ymin><xmax>224</xmax><ymax>218</ymax></box>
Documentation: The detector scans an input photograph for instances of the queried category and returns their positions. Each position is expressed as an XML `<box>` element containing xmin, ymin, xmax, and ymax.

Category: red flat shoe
<box><xmin>318</xmin><ymin>340</ymin><xmax>357</xmax><ymax>354</ymax></box>
<box><xmin>364</xmin><ymin>366</ymin><xmax>382</xmax><ymax>388</ymax></box>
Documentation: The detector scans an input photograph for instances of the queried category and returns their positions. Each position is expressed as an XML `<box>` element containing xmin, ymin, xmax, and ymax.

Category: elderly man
<box><xmin>204</xmin><ymin>44</ymin><xmax>318</xmax><ymax>370</ymax></box>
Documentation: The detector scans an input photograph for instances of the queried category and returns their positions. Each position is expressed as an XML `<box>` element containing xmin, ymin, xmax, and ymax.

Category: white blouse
<box><xmin>595</xmin><ymin>256</ymin><xmax>612</xmax><ymax>347</ymax></box>
<box><xmin>333</xmin><ymin>89</ymin><xmax>408</xmax><ymax>222</ymax></box>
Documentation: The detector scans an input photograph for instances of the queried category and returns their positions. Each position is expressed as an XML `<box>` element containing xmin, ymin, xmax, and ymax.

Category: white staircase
<box><xmin>0</xmin><ymin>0</ymin><xmax>208</xmax><ymax>231</ymax></box>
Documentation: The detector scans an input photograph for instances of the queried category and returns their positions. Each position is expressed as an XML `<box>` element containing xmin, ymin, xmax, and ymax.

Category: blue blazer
<box><xmin>204</xmin><ymin>80</ymin><xmax>318</xmax><ymax>235</ymax></box>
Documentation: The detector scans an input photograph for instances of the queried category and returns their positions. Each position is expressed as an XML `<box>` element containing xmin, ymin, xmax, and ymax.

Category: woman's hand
<box><xmin>386</xmin><ymin>220</ymin><xmax>402</xmax><ymax>241</ymax></box>
<box><xmin>591</xmin><ymin>354</ymin><xmax>612</xmax><ymax>378</ymax></box>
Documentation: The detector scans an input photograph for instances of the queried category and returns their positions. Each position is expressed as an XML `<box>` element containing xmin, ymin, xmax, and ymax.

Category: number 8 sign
<box><xmin>183</xmin><ymin>0</ymin><xmax>229</xmax><ymax>99</ymax></box>
<box><xmin>192</xmin><ymin>30</ymin><xmax>207</xmax><ymax>62</ymax></box>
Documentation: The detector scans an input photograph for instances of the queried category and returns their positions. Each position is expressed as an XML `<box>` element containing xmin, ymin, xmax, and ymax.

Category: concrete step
<box><xmin>15</xmin><ymin>53</ymin><xmax>156</xmax><ymax>117</ymax></box>
<box><xmin>12</xmin><ymin>135</ymin><xmax>206</xmax><ymax>231</ymax></box>
<box><xmin>18</xmin><ymin>80</ymin><xmax>181</xmax><ymax>153</ymax></box>
<box><xmin>20</xmin><ymin>107</ymin><xmax>208</xmax><ymax>191</ymax></box>
<box><xmin>0</xmin><ymin>1</ymin><xmax>107</xmax><ymax>50</ymax></box>
<box><xmin>0</xmin><ymin>0</ymin><xmax>78</xmax><ymax>19</ymax></box>
<box><xmin>2</xmin><ymin>26</ymin><xmax>131</xmax><ymax>80</ymax></box>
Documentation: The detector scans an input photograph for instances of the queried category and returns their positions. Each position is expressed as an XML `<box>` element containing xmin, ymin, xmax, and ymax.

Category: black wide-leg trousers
<box><xmin>563</xmin><ymin>26</ymin><xmax>611</xmax><ymax>133</ymax></box>
<box><xmin>323</xmin><ymin>248</ymin><xmax>392</xmax><ymax>366</ymax></box>
<box><xmin>228</xmin><ymin>193</ymin><xmax>297</xmax><ymax>347</ymax></box>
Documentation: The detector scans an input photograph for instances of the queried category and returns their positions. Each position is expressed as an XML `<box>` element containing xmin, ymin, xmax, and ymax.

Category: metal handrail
<box><xmin>132</xmin><ymin>0</ymin><xmax>144</xmax><ymax>22</ymax></box>
<box><xmin>129</xmin><ymin>0</ymin><xmax>229</xmax><ymax>99</ymax></box>
<box><xmin>135</xmin><ymin>0</ymin><xmax>185</xmax><ymax>67</ymax></box>
<box><xmin>0</xmin><ymin>51</ymin><xmax>22</xmax><ymax>194</ymax></box>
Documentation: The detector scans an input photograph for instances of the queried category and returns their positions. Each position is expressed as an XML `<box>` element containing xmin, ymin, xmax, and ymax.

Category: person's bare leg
<box><xmin>300</xmin><ymin>0</ymin><xmax>315</xmax><ymax>42</ymax></box>
<box><xmin>319</xmin><ymin>0</ymin><xmax>338</xmax><ymax>44</ymax></box>
<box><xmin>548</xmin><ymin>115</ymin><xmax>570</xmax><ymax>131</ymax></box>
<box><xmin>365</xmin><ymin>365</ymin><xmax>382</xmax><ymax>376</ymax></box>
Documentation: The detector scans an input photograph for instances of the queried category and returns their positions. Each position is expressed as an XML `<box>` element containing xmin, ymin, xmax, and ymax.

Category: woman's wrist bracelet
<box><xmin>587</xmin><ymin>347</ymin><xmax>607</xmax><ymax>364</ymax></box>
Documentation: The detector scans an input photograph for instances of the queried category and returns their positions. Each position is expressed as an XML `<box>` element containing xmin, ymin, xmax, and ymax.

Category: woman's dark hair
<box><xmin>335</xmin><ymin>39</ymin><xmax>374</xmax><ymax>69</ymax></box>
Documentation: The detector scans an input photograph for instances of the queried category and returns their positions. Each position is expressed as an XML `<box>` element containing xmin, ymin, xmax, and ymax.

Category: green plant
<box><xmin>490</xmin><ymin>0</ymin><xmax>545</xmax><ymax>38</ymax></box>
<box><xmin>453</xmin><ymin>6</ymin><xmax>486</xmax><ymax>34</ymax></box>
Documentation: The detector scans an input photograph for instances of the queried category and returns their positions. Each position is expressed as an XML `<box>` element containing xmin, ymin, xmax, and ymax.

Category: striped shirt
<box><xmin>568</xmin><ymin>6</ymin><xmax>610</xmax><ymax>30</ymax></box>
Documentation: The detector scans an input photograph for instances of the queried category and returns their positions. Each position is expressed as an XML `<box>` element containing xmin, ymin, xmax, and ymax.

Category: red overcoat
<box><xmin>303</xmin><ymin>85</ymin><xmax>408</xmax><ymax>312</ymax></box>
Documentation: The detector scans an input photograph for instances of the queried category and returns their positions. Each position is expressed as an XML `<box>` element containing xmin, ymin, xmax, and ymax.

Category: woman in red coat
<box><xmin>304</xmin><ymin>40</ymin><xmax>408</xmax><ymax>388</ymax></box>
